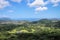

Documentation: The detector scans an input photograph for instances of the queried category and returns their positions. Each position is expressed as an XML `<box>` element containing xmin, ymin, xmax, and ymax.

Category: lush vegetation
<box><xmin>0</xmin><ymin>18</ymin><xmax>60</xmax><ymax>40</ymax></box>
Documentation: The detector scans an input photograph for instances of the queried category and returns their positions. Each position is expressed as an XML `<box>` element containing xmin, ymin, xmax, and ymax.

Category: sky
<box><xmin>0</xmin><ymin>0</ymin><xmax>60</xmax><ymax>19</ymax></box>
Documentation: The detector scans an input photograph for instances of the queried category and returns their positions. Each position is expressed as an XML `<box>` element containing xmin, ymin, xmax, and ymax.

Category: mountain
<box><xmin>0</xmin><ymin>17</ymin><xmax>12</xmax><ymax>22</ymax></box>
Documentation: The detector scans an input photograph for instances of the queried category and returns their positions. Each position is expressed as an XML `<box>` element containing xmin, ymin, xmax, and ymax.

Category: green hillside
<box><xmin>0</xmin><ymin>19</ymin><xmax>60</xmax><ymax>40</ymax></box>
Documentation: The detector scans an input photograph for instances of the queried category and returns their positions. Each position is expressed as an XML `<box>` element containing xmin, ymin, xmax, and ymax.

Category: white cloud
<box><xmin>50</xmin><ymin>0</ymin><xmax>60</xmax><ymax>3</ymax></box>
<box><xmin>8</xmin><ymin>10</ymin><xmax>14</xmax><ymax>13</ymax></box>
<box><xmin>27</xmin><ymin>0</ymin><xmax>60</xmax><ymax>12</ymax></box>
<box><xmin>49</xmin><ymin>0</ymin><xmax>60</xmax><ymax>7</ymax></box>
<box><xmin>0</xmin><ymin>0</ymin><xmax>10</xmax><ymax>9</ymax></box>
<box><xmin>27</xmin><ymin>0</ymin><xmax>48</xmax><ymax>11</ymax></box>
<box><xmin>0</xmin><ymin>0</ymin><xmax>60</xmax><ymax>12</ymax></box>
<box><xmin>11</xmin><ymin>0</ymin><xmax>22</xmax><ymax>3</ymax></box>
<box><xmin>0</xmin><ymin>0</ymin><xmax>22</xmax><ymax>9</ymax></box>
<box><xmin>53</xmin><ymin>4</ymin><xmax>59</xmax><ymax>7</ymax></box>
<box><xmin>28</xmin><ymin>0</ymin><xmax>48</xmax><ymax>7</ymax></box>
<box><xmin>35</xmin><ymin>7</ymin><xmax>48</xmax><ymax>11</ymax></box>
<box><xmin>0</xmin><ymin>15</ymin><xmax>9</xmax><ymax>18</ymax></box>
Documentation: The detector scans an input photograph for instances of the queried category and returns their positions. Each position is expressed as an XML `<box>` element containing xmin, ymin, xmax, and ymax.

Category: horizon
<box><xmin>0</xmin><ymin>17</ymin><xmax>60</xmax><ymax>21</ymax></box>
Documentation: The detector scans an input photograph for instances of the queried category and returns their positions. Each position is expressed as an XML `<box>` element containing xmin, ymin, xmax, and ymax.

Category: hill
<box><xmin>0</xmin><ymin>18</ymin><xmax>60</xmax><ymax>40</ymax></box>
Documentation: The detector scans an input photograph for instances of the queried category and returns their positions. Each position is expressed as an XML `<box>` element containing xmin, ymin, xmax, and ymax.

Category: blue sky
<box><xmin>0</xmin><ymin>0</ymin><xmax>60</xmax><ymax>19</ymax></box>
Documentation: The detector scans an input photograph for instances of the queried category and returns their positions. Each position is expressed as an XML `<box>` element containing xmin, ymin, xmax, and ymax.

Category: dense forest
<box><xmin>0</xmin><ymin>18</ymin><xmax>60</xmax><ymax>40</ymax></box>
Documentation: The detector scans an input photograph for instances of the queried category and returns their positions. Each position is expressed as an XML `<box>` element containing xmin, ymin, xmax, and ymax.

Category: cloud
<box><xmin>27</xmin><ymin>0</ymin><xmax>48</xmax><ymax>11</ymax></box>
<box><xmin>28</xmin><ymin>0</ymin><xmax>48</xmax><ymax>7</ymax></box>
<box><xmin>0</xmin><ymin>0</ymin><xmax>60</xmax><ymax>12</ymax></box>
<box><xmin>27</xmin><ymin>0</ymin><xmax>60</xmax><ymax>12</ymax></box>
<box><xmin>0</xmin><ymin>0</ymin><xmax>22</xmax><ymax>9</ymax></box>
<box><xmin>35</xmin><ymin>7</ymin><xmax>48</xmax><ymax>11</ymax></box>
<box><xmin>8</xmin><ymin>10</ymin><xmax>14</xmax><ymax>13</ymax></box>
<box><xmin>50</xmin><ymin>0</ymin><xmax>60</xmax><ymax>3</ymax></box>
<box><xmin>11</xmin><ymin>0</ymin><xmax>22</xmax><ymax>3</ymax></box>
<box><xmin>49</xmin><ymin>0</ymin><xmax>60</xmax><ymax>7</ymax></box>
<box><xmin>53</xmin><ymin>4</ymin><xmax>59</xmax><ymax>7</ymax></box>
<box><xmin>0</xmin><ymin>0</ymin><xmax>10</xmax><ymax>9</ymax></box>
<box><xmin>0</xmin><ymin>15</ymin><xmax>9</xmax><ymax>18</ymax></box>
